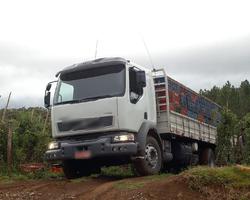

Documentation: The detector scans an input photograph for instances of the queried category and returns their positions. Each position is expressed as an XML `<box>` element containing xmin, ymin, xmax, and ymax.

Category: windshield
<box><xmin>54</xmin><ymin>65</ymin><xmax>125</xmax><ymax>105</ymax></box>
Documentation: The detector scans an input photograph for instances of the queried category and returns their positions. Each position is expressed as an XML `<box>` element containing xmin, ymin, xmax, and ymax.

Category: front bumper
<box><xmin>45</xmin><ymin>136</ymin><xmax>138</xmax><ymax>161</ymax></box>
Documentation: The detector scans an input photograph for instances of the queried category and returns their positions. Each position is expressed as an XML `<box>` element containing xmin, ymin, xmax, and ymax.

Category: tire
<box><xmin>62</xmin><ymin>160</ymin><xmax>92</xmax><ymax>179</ymax></box>
<box><xmin>200</xmin><ymin>148</ymin><xmax>215</xmax><ymax>167</ymax></box>
<box><xmin>132</xmin><ymin>136</ymin><xmax>162</xmax><ymax>176</ymax></box>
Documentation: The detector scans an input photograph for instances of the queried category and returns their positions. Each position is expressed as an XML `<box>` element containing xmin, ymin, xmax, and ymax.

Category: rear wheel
<box><xmin>133</xmin><ymin>136</ymin><xmax>162</xmax><ymax>176</ymax></box>
<box><xmin>200</xmin><ymin>148</ymin><xmax>215</xmax><ymax>167</ymax></box>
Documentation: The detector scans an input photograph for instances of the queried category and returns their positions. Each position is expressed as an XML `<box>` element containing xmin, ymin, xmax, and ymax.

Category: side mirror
<box><xmin>44</xmin><ymin>83</ymin><xmax>52</xmax><ymax>108</ymax></box>
<box><xmin>46</xmin><ymin>83</ymin><xmax>52</xmax><ymax>91</ymax></box>
<box><xmin>44</xmin><ymin>91</ymin><xmax>51</xmax><ymax>108</ymax></box>
<box><xmin>136</xmin><ymin>71</ymin><xmax>146</xmax><ymax>88</ymax></box>
<box><xmin>44</xmin><ymin>81</ymin><xmax>57</xmax><ymax>108</ymax></box>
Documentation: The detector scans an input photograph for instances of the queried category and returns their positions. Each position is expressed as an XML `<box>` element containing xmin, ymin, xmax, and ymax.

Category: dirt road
<box><xmin>0</xmin><ymin>175</ymin><xmax>204</xmax><ymax>200</ymax></box>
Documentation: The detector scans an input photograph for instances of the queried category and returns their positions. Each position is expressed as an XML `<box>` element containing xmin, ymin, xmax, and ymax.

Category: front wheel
<box><xmin>132</xmin><ymin>136</ymin><xmax>162</xmax><ymax>176</ymax></box>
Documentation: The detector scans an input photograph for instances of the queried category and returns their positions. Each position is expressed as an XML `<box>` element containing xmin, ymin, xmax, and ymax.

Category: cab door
<box><xmin>117</xmin><ymin>66</ymin><xmax>148</xmax><ymax>132</ymax></box>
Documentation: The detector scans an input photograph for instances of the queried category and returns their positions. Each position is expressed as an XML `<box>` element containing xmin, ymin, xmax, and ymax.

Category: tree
<box><xmin>200</xmin><ymin>80</ymin><xmax>250</xmax><ymax>118</ymax></box>
<box><xmin>0</xmin><ymin>107</ymin><xmax>51</xmax><ymax>171</ymax></box>
<box><xmin>240</xmin><ymin>113</ymin><xmax>250</xmax><ymax>164</ymax></box>
<box><xmin>216</xmin><ymin>109</ymin><xmax>238</xmax><ymax>165</ymax></box>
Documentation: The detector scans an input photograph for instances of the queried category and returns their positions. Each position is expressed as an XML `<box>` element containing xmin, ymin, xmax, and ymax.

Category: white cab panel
<box><xmin>51</xmin><ymin>97</ymin><xmax>118</xmax><ymax>138</ymax></box>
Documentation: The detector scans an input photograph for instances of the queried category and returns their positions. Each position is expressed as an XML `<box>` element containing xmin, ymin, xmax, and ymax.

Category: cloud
<box><xmin>0</xmin><ymin>43</ymin><xmax>72</xmax><ymax>108</ymax></box>
<box><xmin>134</xmin><ymin>36</ymin><xmax>250</xmax><ymax>90</ymax></box>
<box><xmin>0</xmin><ymin>36</ymin><xmax>250</xmax><ymax>108</ymax></box>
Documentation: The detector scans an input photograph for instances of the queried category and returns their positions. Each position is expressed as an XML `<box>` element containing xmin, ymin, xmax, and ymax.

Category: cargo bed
<box><xmin>153</xmin><ymin>69</ymin><xmax>220</xmax><ymax>144</ymax></box>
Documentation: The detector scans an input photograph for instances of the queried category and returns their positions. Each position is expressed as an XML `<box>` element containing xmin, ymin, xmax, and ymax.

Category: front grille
<box><xmin>57</xmin><ymin>116</ymin><xmax>113</xmax><ymax>132</ymax></box>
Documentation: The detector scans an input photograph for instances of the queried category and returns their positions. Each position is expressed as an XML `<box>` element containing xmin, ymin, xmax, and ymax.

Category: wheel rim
<box><xmin>145</xmin><ymin>144</ymin><xmax>158</xmax><ymax>169</ymax></box>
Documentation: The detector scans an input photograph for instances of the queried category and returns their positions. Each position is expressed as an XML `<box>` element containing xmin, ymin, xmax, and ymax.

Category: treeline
<box><xmin>0</xmin><ymin>108</ymin><xmax>51</xmax><ymax>172</ymax></box>
<box><xmin>200</xmin><ymin>80</ymin><xmax>250</xmax><ymax>118</ymax></box>
<box><xmin>200</xmin><ymin>80</ymin><xmax>250</xmax><ymax>165</ymax></box>
<box><xmin>0</xmin><ymin>80</ymin><xmax>250</xmax><ymax>172</ymax></box>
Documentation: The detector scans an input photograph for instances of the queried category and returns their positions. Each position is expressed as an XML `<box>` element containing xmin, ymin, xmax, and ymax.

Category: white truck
<box><xmin>44</xmin><ymin>57</ymin><xmax>220</xmax><ymax>178</ymax></box>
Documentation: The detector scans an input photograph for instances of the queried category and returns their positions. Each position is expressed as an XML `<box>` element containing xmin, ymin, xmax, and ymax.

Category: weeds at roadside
<box><xmin>0</xmin><ymin>174</ymin><xmax>29</xmax><ymax>184</ymax></box>
<box><xmin>0</xmin><ymin>166</ymin><xmax>64</xmax><ymax>183</ymax></box>
<box><xmin>114</xmin><ymin>181</ymin><xmax>145</xmax><ymax>190</ymax></box>
<box><xmin>100</xmin><ymin>165</ymin><xmax>134</xmax><ymax>178</ymax></box>
<box><xmin>70</xmin><ymin>176</ymin><xmax>89</xmax><ymax>183</ymax></box>
<box><xmin>183</xmin><ymin>166</ymin><xmax>250</xmax><ymax>200</ymax></box>
<box><xmin>25</xmin><ymin>169</ymin><xmax>64</xmax><ymax>180</ymax></box>
<box><xmin>143</xmin><ymin>173</ymin><xmax>172</xmax><ymax>181</ymax></box>
<box><xmin>184</xmin><ymin>166</ymin><xmax>250</xmax><ymax>189</ymax></box>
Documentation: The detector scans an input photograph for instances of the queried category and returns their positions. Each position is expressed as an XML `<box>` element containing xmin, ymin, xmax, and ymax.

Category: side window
<box><xmin>129</xmin><ymin>67</ymin><xmax>145</xmax><ymax>104</ymax></box>
<box><xmin>58</xmin><ymin>82</ymin><xmax>74</xmax><ymax>102</ymax></box>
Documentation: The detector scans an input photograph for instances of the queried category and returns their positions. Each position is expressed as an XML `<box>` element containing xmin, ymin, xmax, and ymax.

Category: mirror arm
<box><xmin>46</xmin><ymin>80</ymin><xmax>58</xmax><ymax>91</ymax></box>
<box><xmin>48</xmin><ymin>80</ymin><xmax>58</xmax><ymax>85</ymax></box>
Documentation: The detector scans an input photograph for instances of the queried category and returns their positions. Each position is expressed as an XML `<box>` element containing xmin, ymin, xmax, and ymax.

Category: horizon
<box><xmin>0</xmin><ymin>74</ymin><xmax>248</xmax><ymax>109</ymax></box>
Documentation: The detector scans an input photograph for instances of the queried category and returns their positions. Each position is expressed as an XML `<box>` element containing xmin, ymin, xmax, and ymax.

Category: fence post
<box><xmin>43</xmin><ymin>110</ymin><xmax>49</xmax><ymax>134</ymax></box>
<box><xmin>7</xmin><ymin>126</ymin><xmax>13</xmax><ymax>176</ymax></box>
<box><xmin>1</xmin><ymin>92</ymin><xmax>11</xmax><ymax>123</ymax></box>
<box><xmin>30</xmin><ymin>108</ymin><xmax>35</xmax><ymax>122</ymax></box>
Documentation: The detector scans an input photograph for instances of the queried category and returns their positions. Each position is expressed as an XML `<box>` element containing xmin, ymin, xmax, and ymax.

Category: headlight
<box><xmin>48</xmin><ymin>141</ymin><xmax>59</xmax><ymax>150</ymax></box>
<box><xmin>113</xmin><ymin>133</ymin><xmax>135</xmax><ymax>142</ymax></box>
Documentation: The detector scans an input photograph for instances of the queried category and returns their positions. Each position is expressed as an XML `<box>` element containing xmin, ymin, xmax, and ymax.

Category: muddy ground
<box><xmin>0</xmin><ymin>175</ymin><xmax>204</xmax><ymax>200</ymax></box>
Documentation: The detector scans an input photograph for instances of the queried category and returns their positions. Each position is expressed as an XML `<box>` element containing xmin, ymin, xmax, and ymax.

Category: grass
<box><xmin>183</xmin><ymin>166</ymin><xmax>250</xmax><ymax>200</ymax></box>
<box><xmin>100</xmin><ymin>164</ymin><xmax>172</xmax><ymax>190</ymax></box>
<box><xmin>0</xmin><ymin>167</ymin><xmax>64</xmax><ymax>184</ymax></box>
<box><xmin>114</xmin><ymin>173</ymin><xmax>172</xmax><ymax>190</ymax></box>
<box><xmin>70</xmin><ymin>176</ymin><xmax>89</xmax><ymax>183</ymax></box>
<box><xmin>100</xmin><ymin>165</ymin><xmax>134</xmax><ymax>178</ymax></box>
<box><xmin>114</xmin><ymin>181</ymin><xmax>145</xmax><ymax>190</ymax></box>
<box><xmin>25</xmin><ymin>169</ymin><xmax>64</xmax><ymax>180</ymax></box>
<box><xmin>110</xmin><ymin>166</ymin><xmax>172</xmax><ymax>190</ymax></box>
<box><xmin>0</xmin><ymin>173</ymin><xmax>29</xmax><ymax>184</ymax></box>
<box><xmin>0</xmin><ymin>165</ymin><xmax>135</xmax><ymax>183</ymax></box>
<box><xmin>184</xmin><ymin>166</ymin><xmax>250</xmax><ymax>189</ymax></box>
<box><xmin>143</xmin><ymin>173</ymin><xmax>172</xmax><ymax>181</ymax></box>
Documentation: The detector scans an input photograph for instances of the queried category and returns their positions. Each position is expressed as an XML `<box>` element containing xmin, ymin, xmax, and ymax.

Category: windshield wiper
<box><xmin>55</xmin><ymin>95</ymin><xmax>114</xmax><ymax>105</ymax></box>
<box><xmin>79</xmin><ymin>95</ymin><xmax>114</xmax><ymax>102</ymax></box>
<box><xmin>54</xmin><ymin>99</ymin><xmax>81</xmax><ymax>105</ymax></box>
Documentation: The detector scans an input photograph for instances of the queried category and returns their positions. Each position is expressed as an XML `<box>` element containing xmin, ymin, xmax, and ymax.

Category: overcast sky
<box><xmin>0</xmin><ymin>0</ymin><xmax>250</xmax><ymax>108</ymax></box>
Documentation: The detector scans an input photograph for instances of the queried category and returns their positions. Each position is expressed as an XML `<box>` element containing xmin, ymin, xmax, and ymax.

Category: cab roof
<box><xmin>56</xmin><ymin>57</ymin><xmax>129</xmax><ymax>77</ymax></box>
